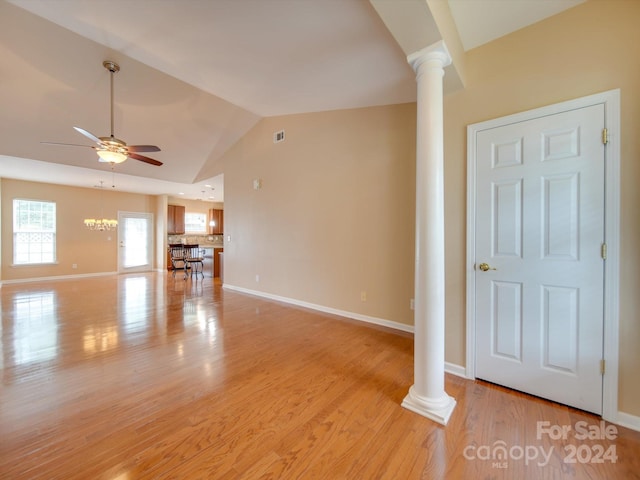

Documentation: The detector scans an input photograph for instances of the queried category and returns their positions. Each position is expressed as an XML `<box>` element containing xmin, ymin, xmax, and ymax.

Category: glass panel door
<box><xmin>117</xmin><ymin>212</ymin><xmax>153</xmax><ymax>273</ymax></box>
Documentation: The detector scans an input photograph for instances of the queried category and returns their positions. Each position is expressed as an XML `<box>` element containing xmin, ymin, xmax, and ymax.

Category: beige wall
<box><xmin>1</xmin><ymin>179</ymin><xmax>159</xmax><ymax>280</ymax></box>
<box><xmin>443</xmin><ymin>0</ymin><xmax>640</xmax><ymax>415</ymax></box>
<box><xmin>222</xmin><ymin>103</ymin><xmax>417</xmax><ymax>325</ymax></box>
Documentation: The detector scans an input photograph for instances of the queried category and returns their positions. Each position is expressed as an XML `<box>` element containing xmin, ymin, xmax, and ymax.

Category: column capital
<box><xmin>407</xmin><ymin>40</ymin><xmax>452</xmax><ymax>74</ymax></box>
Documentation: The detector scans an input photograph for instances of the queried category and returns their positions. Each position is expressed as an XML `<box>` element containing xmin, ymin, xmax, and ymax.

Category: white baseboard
<box><xmin>445</xmin><ymin>362</ymin><xmax>468</xmax><ymax>378</ymax></box>
<box><xmin>1</xmin><ymin>271</ymin><xmax>118</xmax><ymax>285</ymax></box>
<box><xmin>223</xmin><ymin>284</ymin><xmax>414</xmax><ymax>334</ymax></box>
<box><xmin>616</xmin><ymin>411</ymin><xmax>640</xmax><ymax>433</ymax></box>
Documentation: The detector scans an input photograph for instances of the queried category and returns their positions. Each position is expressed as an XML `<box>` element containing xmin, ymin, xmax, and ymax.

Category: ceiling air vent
<box><xmin>273</xmin><ymin>130</ymin><xmax>285</xmax><ymax>144</ymax></box>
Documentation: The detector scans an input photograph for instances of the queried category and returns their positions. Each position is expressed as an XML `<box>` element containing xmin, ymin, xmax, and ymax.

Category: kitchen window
<box><xmin>184</xmin><ymin>212</ymin><xmax>206</xmax><ymax>234</ymax></box>
<box><xmin>13</xmin><ymin>199</ymin><xmax>57</xmax><ymax>265</ymax></box>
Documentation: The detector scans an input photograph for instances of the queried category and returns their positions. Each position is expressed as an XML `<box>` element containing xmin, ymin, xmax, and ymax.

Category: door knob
<box><xmin>478</xmin><ymin>262</ymin><xmax>496</xmax><ymax>272</ymax></box>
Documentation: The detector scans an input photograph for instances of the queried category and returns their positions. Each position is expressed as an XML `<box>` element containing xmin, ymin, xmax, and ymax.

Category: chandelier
<box><xmin>84</xmin><ymin>181</ymin><xmax>117</xmax><ymax>231</ymax></box>
<box><xmin>84</xmin><ymin>218</ymin><xmax>118</xmax><ymax>231</ymax></box>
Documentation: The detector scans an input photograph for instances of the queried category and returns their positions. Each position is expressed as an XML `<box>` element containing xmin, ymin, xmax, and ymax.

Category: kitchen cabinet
<box><xmin>168</xmin><ymin>205</ymin><xmax>185</xmax><ymax>234</ymax></box>
<box><xmin>213</xmin><ymin>248</ymin><xmax>223</xmax><ymax>278</ymax></box>
<box><xmin>208</xmin><ymin>208</ymin><xmax>224</xmax><ymax>235</ymax></box>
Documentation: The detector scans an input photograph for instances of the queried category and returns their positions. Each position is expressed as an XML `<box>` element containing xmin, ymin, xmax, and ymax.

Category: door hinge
<box><xmin>601</xmin><ymin>243</ymin><xmax>607</xmax><ymax>260</ymax></box>
<box><xmin>600</xmin><ymin>359</ymin><xmax>606</xmax><ymax>375</ymax></box>
<box><xmin>602</xmin><ymin>128</ymin><xmax>609</xmax><ymax>145</ymax></box>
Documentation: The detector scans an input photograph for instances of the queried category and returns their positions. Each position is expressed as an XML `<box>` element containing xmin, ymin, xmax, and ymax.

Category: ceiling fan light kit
<box><xmin>96</xmin><ymin>143</ymin><xmax>128</xmax><ymax>164</ymax></box>
<box><xmin>97</xmin><ymin>150</ymin><xmax>127</xmax><ymax>163</ymax></box>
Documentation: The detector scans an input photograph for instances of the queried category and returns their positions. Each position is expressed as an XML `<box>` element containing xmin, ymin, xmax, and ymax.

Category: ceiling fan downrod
<box><xmin>103</xmin><ymin>60</ymin><xmax>120</xmax><ymax>139</ymax></box>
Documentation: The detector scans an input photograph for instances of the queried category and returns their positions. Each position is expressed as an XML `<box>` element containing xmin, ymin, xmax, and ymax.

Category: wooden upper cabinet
<box><xmin>208</xmin><ymin>209</ymin><xmax>224</xmax><ymax>235</ymax></box>
<box><xmin>217</xmin><ymin>209</ymin><xmax>224</xmax><ymax>234</ymax></box>
<box><xmin>168</xmin><ymin>205</ymin><xmax>185</xmax><ymax>234</ymax></box>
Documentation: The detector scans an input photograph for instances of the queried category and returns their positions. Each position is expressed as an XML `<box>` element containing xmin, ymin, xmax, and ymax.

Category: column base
<box><xmin>402</xmin><ymin>385</ymin><xmax>456</xmax><ymax>425</ymax></box>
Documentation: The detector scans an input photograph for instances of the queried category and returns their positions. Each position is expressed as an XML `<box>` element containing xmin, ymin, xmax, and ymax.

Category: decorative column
<box><xmin>402</xmin><ymin>40</ymin><xmax>456</xmax><ymax>425</ymax></box>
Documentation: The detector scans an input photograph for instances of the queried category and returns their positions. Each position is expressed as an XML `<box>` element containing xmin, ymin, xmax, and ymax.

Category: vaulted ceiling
<box><xmin>0</xmin><ymin>0</ymin><xmax>584</xmax><ymax>201</ymax></box>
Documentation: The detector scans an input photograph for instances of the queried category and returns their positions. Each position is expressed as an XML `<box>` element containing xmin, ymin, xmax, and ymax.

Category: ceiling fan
<box><xmin>43</xmin><ymin>60</ymin><xmax>162</xmax><ymax>166</ymax></box>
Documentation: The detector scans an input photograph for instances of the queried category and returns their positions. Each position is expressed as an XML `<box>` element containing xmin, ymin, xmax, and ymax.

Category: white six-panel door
<box><xmin>473</xmin><ymin>104</ymin><xmax>605</xmax><ymax>414</ymax></box>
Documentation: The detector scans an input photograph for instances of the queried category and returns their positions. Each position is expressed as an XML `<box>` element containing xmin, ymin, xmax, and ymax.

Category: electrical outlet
<box><xmin>410</xmin><ymin>298</ymin><xmax>415</xmax><ymax>310</ymax></box>
<box><xmin>361</xmin><ymin>291</ymin><xmax>367</xmax><ymax>302</ymax></box>
<box><xmin>255</xmin><ymin>274</ymin><xmax>260</xmax><ymax>283</ymax></box>
<box><xmin>72</xmin><ymin>263</ymin><xmax>78</xmax><ymax>269</ymax></box>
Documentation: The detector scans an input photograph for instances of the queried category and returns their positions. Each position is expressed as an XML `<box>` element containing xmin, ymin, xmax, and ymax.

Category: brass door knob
<box><xmin>478</xmin><ymin>263</ymin><xmax>496</xmax><ymax>272</ymax></box>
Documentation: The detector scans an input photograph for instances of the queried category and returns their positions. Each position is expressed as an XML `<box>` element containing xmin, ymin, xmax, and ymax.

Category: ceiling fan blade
<box><xmin>41</xmin><ymin>142</ymin><xmax>96</xmax><ymax>148</ymax></box>
<box><xmin>73</xmin><ymin>126</ymin><xmax>102</xmax><ymax>144</ymax></box>
<box><xmin>128</xmin><ymin>145</ymin><xmax>161</xmax><ymax>153</ymax></box>
<box><xmin>128</xmin><ymin>152</ymin><xmax>163</xmax><ymax>166</ymax></box>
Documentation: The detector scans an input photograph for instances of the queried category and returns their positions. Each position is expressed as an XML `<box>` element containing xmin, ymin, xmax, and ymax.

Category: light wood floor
<box><xmin>1</xmin><ymin>273</ymin><xmax>638</xmax><ymax>479</ymax></box>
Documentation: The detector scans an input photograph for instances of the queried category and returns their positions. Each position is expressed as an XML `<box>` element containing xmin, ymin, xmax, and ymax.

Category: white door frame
<box><xmin>465</xmin><ymin>89</ymin><xmax>620</xmax><ymax>423</ymax></box>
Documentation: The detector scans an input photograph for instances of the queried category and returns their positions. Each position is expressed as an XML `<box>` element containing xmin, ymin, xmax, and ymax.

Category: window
<box><xmin>13</xmin><ymin>199</ymin><xmax>56</xmax><ymax>265</ymax></box>
<box><xmin>184</xmin><ymin>212</ymin><xmax>206</xmax><ymax>233</ymax></box>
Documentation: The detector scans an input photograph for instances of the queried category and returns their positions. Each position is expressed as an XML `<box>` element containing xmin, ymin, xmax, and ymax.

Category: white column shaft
<box><xmin>415</xmin><ymin>54</ymin><xmax>446</xmax><ymax>397</ymax></box>
<box><xmin>402</xmin><ymin>41</ymin><xmax>456</xmax><ymax>425</ymax></box>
